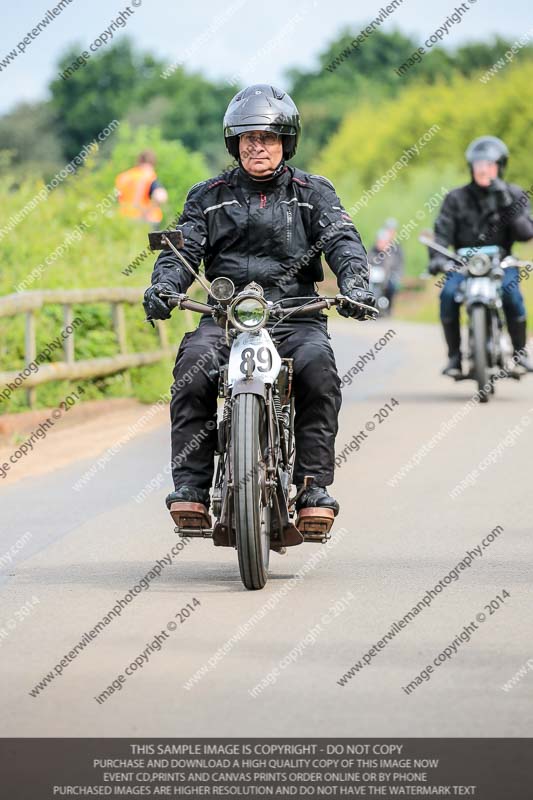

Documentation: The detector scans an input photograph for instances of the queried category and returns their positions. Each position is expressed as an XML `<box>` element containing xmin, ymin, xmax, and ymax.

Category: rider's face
<box><xmin>472</xmin><ymin>160</ymin><xmax>498</xmax><ymax>187</ymax></box>
<box><xmin>239</xmin><ymin>131</ymin><xmax>283</xmax><ymax>177</ymax></box>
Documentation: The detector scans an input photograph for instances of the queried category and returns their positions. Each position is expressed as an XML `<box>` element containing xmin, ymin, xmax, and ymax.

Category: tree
<box><xmin>0</xmin><ymin>102</ymin><xmax>63</xmax><ymax>177</ymax></box>
<box><xmin>286</xmin><ymin>27</ymin><xmax>533</xmax><ymax>169</ymax></box>
<box><xmin>50</xmin><ymin>40</ymin><xmax>162</xmax><ymax>160</ymax></box>
<box><xmin>50</xmin><ymin>40</ymin><xmax>234</xmax><ymax>171</ymax></box>
<box><xmin>137</xmin><ymin>66</ymin><xmax>235</xmax><ymax>171</ymax></box>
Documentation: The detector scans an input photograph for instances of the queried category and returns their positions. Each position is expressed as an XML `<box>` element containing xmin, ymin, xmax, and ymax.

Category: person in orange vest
<box><xmin>115</xmin><ymin>150</ymin><xmax>168</xmax><ymax>225</ymax></box>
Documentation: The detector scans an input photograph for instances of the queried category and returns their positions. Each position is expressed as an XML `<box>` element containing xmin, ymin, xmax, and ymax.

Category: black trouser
<box><xmin>169</xmin><ymin>316</ymin><xmax>342</xmax><ymax>493</ymax></box>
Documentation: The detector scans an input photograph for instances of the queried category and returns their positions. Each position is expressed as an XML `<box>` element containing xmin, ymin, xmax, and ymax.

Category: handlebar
<box><xmin>440</xmin><ymin>257</ymin><xmax>526</xmax><ymax>274</ymax></box>
<box><xmin>421</xmin><ymin>256</ymin><xmax>532</xmax><ymax>279</ymax></box>
<box><xmin>167</xmin><ymin>295</ymin><xmax>212</xmax><ymax>314</ymax></box>
<box><xmin>162</xmin><ymin>292</ymin><xmax>378</xmax><ymax>321</ymax></box>
<box><xmin>147</xmin><ymin>230</ymin><xmax>378</xmax><ymax>323</ymax></box>
<box><xmin>270</xmin><ymin>296</ymin><xmax>371</xmax><ymax>317</ymax></box>
<box><xmin>501</xmin><ymin>256</ymin><xmax>532</xmax><ymax>269</ymax></box>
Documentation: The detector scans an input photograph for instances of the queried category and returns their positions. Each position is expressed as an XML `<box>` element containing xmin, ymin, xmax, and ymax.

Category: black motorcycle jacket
<box><xmin>151</xmin><ymin>163</ymin><xmax>369</xmax><ymax>305</ymax></box>
<box><xmin>433</xmin><ymin>180</ymin><xmax>533</xmax><ymax>258</ymax></box>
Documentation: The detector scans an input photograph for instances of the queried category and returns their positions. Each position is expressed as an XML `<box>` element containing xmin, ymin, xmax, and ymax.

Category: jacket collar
<box><xmin>467</xmin><ymin>179</ymin><xmax>491</xmax><ymax>199</ymax></box>
<box><xmin>234</xmin><ymin>161</ymin><xmax>291</xmax><ymax>192</ymax></box>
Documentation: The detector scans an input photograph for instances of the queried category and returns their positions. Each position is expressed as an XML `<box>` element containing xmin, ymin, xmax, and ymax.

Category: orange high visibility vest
<box><xmin>115</xmin><ymin>164</ymin><xmax>163</xmax><ymax>223</ymax></box>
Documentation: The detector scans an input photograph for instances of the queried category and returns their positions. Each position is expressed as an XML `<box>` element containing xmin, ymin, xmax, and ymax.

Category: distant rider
<box><xmin>429</xmin><ymin>136</ymin><xmax>533</xmax><ymax>375</ymax></box>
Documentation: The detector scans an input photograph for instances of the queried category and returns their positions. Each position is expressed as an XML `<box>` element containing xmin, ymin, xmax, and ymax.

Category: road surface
<box><xmin>1</xmin><ymin>319</ymin><xmax>532</xmax><ymax>737</ymax></box>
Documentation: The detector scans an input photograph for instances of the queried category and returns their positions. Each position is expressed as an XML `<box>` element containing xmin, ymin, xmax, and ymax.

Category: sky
<box><xmin>1</xmin><ymin>0</ymin><xmax>532</xmax><ymax>114</ymax></box>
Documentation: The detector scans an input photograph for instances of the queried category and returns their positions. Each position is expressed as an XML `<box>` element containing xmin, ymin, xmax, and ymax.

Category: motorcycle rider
<box><xmin>143</xmin><ymin>84</ymin><xmax>374</xmax><ymax>526</ymax></box>
<box><xmin>429</xmin><ymin>135</ymin><xmax>533</xmax><ymax>375</ymax></box>
<box><xmin>368</xmin><ymin>222</ymin><xmax>404</xmax><ymax>312</ymax></box>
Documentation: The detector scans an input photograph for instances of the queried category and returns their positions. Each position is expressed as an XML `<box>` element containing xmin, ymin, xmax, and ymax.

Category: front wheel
<box><xmin>471</xmin><ymin>304</ymin><xmax>490</xmax><ymax>402</ymax></box>
<box><xmin>232</xmin><ymin>393</ymin><xmax>270</xmax><ymax>590</ymax></box>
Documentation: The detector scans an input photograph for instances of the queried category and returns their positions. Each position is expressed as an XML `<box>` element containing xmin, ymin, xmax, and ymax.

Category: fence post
<box><xmin>156</xmin><ymin>320</ymin><xmax>169</xmax><ymax>350</ymax></box>
<box><xmin>63</xmin><ymin>304</ymin><xmax>75</xmax><ymax>364</ymax></box>
<box><xmin>112</xmin><ymin>302</ymin><xmax>132</xmax><ymax>392</ymax></box>
<box><xmin>25</xmin><ymin>311</ymin><xmax>36</xmax><ymax>409</ymax></box>
<box><xmin>112</xmin><ymin>303</ymin><xmax>127</xmax><ymax>353</ymax></box>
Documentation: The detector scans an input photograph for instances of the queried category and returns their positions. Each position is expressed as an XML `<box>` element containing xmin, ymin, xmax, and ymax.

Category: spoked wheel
<box><xmin>232</xmin><ymin>393</ymin><xmax>271</xmax><ymax>590</ymax></box>
<box><xmin>471</xmin><ymin>305</ymin><xmax>490</xmax><ymax>402</ymax></box>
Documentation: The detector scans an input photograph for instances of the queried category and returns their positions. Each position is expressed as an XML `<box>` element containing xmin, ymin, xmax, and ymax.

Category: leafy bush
<box><xmin>315</xmin><ymin>61</ymin><xmax>533</xmax><ymax>186</ymax></box>
<box><xmin>0</xmin><ymin>124</ymin><xmax>208</xmax><ymax>412</ymax></box>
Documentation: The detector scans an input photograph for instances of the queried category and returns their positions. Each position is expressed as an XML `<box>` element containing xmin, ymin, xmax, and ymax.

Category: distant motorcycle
<box><xmin>148</xmin><ymin>230</ymin><xmax>377</xmax><ymax>590</ymax></box>
<box><xmin>421</xmin><ymin>235</ymin><xmax>530</xmax><ymax>402</ymax></box>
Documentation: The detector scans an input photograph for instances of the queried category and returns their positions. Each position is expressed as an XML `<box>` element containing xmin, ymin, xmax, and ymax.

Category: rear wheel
<box><xmin>232</xmin><ymin>393</ymin><xmax>270</xmax><ymax>590</ymax></box>
<box><xmin>471</xmin><ymin>305</ymin><xmax>490</xmax><ymax>402</ymax></box>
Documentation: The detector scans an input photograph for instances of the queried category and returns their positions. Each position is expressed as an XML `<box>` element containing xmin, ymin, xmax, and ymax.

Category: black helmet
<box><xmin>223</xmin><ymin>84</ymin><xmax>301</xmax><ymax>161</ymax></box>
<box><xmin>465</xmin><ymin>136</ymin><xmax>509</xmax><ymax>175</ymax></box>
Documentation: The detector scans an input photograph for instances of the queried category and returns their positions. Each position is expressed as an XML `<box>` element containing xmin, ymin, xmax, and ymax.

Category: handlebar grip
<box><xmin>167</xmin><ymin>295</ymin><xmax>213</xmax><ymax>314</ymax></box>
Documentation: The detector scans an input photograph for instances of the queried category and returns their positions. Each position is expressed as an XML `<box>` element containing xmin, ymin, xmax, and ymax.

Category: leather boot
<box><xmin>507</xmin><ymin>319</ymin><xmax>533</xmax><ymax>372</ymax></box>
<box><xmin>165</xmin><ymin>486</ymin><xmax>211</xmax><ymax>530</ymax></box>
<box><xmin>442</xmin><ymin>320</ymin><xmax>462</xmax><ymax>376</ymax></box>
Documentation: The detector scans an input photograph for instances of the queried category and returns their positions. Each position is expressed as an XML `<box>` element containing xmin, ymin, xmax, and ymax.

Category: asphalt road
<box><xmin>1</xmin><ymin>318</ymin><xmax>532</xmax><ymax>737</ymax></box>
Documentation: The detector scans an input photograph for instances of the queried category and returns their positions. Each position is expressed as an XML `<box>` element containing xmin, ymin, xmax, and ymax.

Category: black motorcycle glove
<box><xmin>428</xmin><ymin>255</ymin><xmax>449</xmax><ymax>275</ymax></box>
<box><xmin>338</xmin><ymin>283</ymin><xmax>376</xmax><ymax>320</ymax></box>
<box><xmin>143</xmin><ymin>282</ymin><xmax>176</xmax><ymax>320</ymax></box>
<box><xmin>487</xmin><ymin>177</ymin><xmax>514</xmax><ymax>210</ymax></box>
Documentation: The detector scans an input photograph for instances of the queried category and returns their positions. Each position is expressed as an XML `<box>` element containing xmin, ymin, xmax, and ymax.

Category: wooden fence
<box><xmin>0</xmin><ymin>288</ymin><xmax>189</xmax><ymax>408</ymax></box>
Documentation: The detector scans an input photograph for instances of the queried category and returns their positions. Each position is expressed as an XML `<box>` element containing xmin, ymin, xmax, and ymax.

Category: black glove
<box><xmin>143</xmin><ymin>282</ymin><xmax>176</xmax><ymax>320</ymax></box>
<box><xmin>428</xmin><ymin>256</ymin><xmax>448</xmax><ymax>276</ymax></box>
<box><xmin>487</xmin><ymin>177</ymin><xmax>513</xmax><ymax>210</ymax></box>
<box><xmin>338</xmin><ymin>286</ymin><xmax>376</xmax><ymax>320</ymax></box>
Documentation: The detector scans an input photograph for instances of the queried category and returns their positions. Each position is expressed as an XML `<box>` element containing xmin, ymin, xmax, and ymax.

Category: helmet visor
<box><xmin>471</xmin><ymin>158</ymin><xmax>497</xmax><ymax>168</ymax></box>
<box><xmin>225</xmin><ymin>121</ymin><xmax>296</xmax><ymax>137</ymax></box>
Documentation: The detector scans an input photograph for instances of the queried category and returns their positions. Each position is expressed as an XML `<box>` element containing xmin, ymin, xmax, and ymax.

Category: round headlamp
<box><xmin>229</xmin><ymin>295</ymin><xmax>269</xmax><ymax>332</ymax></box>
<box><xmin>468</xmin><ymin>254</ymin><xmax>491</xmax><ymax>277</ymax></box>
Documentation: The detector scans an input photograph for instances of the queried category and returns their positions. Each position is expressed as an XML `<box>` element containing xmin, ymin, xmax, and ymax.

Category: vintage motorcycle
<box><xmin>148</xmin><ymin>230</ymin><xmax>377</xmax><ymax>590</ymax></box>
<box><xmin>421</xmin><ymin>235</ymin><xmax>530</xmax><ymax>402</ymax></box>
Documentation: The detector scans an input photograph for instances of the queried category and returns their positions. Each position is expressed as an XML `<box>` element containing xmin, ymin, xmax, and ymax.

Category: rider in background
<box><xmin>368</xmin><ymin>220</ymin><xmax>404</xmax><ymax>313</ymax></box>
<box><xmin>143</xmin><ymin>84</ymin><xmax>375</xmax><ymax>527</ymax></box>
<box><xmin>428</xmin><ymin>136</ymin><xmax>533</xmax><ymax>375</ymax></box>
<box><xmin>116</xmin><ymin>150</ymin><xmax>168</xmax><ymax>226</ymax></box>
